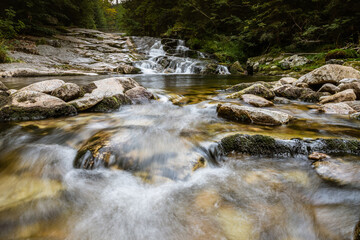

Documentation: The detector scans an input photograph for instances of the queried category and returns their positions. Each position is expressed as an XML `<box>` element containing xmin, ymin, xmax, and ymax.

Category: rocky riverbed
<box><xmin>0</xmin><ymin>61</ymin><xmax>360</xmax><ymax>239</ymax></box>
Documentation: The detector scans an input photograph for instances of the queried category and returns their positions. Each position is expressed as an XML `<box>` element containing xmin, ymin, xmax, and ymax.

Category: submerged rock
<box><xmin>297</xmin><ymin>64</ymin><xmax>360</xmax><ymax>87</ymax></box>
<box><xmin>0</xmin><ymin>90</ymin><xmax>77</xmax><ymax>121</ymax></box>
<box><xmin>320</xmin><ymin>89</ymin><xmax>356</xmax><ymax>104</ymax></box>
<box><xmin>312</xmin><ymin>158</ymin><xmax>360</xmax><ymax>187</ymax></box>
<box><xmin>219</xmin><ymin>134</ymin><xmax>360</xmax><ymax>157</ymax></box>
<box><xmin>241</xmin><ymin>94</ymin><xmax>274</xmax><ymax>107</ymax></box>
<box><xmin>217</xmin><ymin>103</ymin><xmax>293</xmax><ymax>126</ymax></box>
<box><xmin>227</xmin><ymin>83</ymin><xmax>275</xmax><ymax>100</ymax></box>
<box><xmin>19</xmin><ymin>79</ymin><xmax>65</xmax><ymax>94</ymax></box>
<box><xmin>51</xmin><ymin>82</ymin><xmax>83</xmax><ymax>102</ymax></box>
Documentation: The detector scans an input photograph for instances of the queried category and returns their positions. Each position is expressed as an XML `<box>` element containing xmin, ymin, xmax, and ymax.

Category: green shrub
<box><xmin>0</xmin><ymin>40</ymin><xmax>10</xmax><ymax>63</ymax></box>
<box><xmin>0</xmin><ymin>8</ymin><xmax>25</xmax><ymax>39</ymax></box>
<box><xmin>325</xmin><ymin>49</ymin><xmax>359</xmax><ymax>61</ymax></box>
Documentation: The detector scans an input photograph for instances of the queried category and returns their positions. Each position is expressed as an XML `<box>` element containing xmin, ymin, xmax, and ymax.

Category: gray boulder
<box><xmin>319</xmin><ymin>102</ymin><xmax>355</xmax><ymax>115</ymax></box>
<box><xmin>19</xmin><ymin>79</ymin><xmax>65</xmax><ymax>94</ymax></box>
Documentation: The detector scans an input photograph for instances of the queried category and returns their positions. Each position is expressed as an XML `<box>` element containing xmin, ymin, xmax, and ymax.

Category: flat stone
<box><xmin>241</xmin><ymin>94</ymin><xmax>274</xmax><ymax>107</ymax></box>
<box><xmin>319</xmin><ymin>102</ymin><xmax>355</xmax><ymax>115</ymax></box>
<box><xmin>217</xmin><ymin>103</ymin><xmax>294</xmax><ymax>126</ymax></box>
<box><xmin>320</xmin><ymin>89</ymin><xmax>356</xmax><ymax>104</ymax></box>
<box><xmin>19</xmin><ymin>79</ymin><xmax>65</xmax><ymax>94</ymax></box>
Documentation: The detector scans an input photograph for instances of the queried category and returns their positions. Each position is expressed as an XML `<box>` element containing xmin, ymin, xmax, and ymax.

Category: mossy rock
<box><xmin>325</xmin><ymin>49</ymin><xmax>359</xmax><ymax>61</ymax></box>
<box><xmin>88</xmin><ymin>94</ymin><xmax>131</xmax><ymax>112</ymax></box>
<box><xmin>226</xmin><ymin>81</ymin><xmax>273</xmax><ymax>92</ymax></box>
<box><xmin>219</xmin><ymin>134</ymin><xmax>360</xmax><ymax>157</ymax></box>
<box><xmin>228</xmin><ymin>83</ymin><xmax>275</xmax><ymax>100</ymax></box>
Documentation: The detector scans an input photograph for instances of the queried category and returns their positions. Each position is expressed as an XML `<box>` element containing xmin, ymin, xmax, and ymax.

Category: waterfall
<box><xmin>131</xmin><ymin>37</ymin><xmax>230</xmax><ymax>75</ymax></box>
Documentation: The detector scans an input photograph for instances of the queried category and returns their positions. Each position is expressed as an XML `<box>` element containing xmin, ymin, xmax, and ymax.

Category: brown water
<box><xmin>0</xmin><ymin>74</ymin><xmax>359</xmax><ymax>240</ymax></box>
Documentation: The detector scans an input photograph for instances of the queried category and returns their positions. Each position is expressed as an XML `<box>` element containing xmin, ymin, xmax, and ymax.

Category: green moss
<box><xmin>325</xmin><ymin>49</ymin><xmax>359</xmax><ymax>61</ymax></box>
<box><xmin>88</xmin><ymin>94</ymin><xmax>131</xmax><ymax>112</ymax></box>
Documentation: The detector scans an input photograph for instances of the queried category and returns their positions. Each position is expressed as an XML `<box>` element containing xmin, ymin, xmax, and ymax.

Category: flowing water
<box><xmin>0</xmin><ymin>74</ymin><xmax>360</xmax><ymax>240</ymax></box>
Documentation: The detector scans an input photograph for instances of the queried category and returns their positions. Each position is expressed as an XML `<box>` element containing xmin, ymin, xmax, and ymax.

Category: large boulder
<box><xmin>125</xmin><ymin>86</ymin><xmax>154</xmax><ymax>104</ymax></box>
<box><xmin>319</xmin><ymin>102</ymin><xmax>355</xmax><ymax>115</ymax></box>
<box><xmin>0</xmin><ymin>90</ymin><xmax>77</xmax><ymax>121</ymax></box>
<box><xmin>227</xmin><ymin>83</ymin><xmax>275</xmax><ymax>100</ymax></box>
<box><xmin>51</xmin><ymin>83</ymin><xmax>84</xmax><ymax>102</ymax></box>
<box><xmin>217</xmin><ymin>103</ymin><xmax>294</xmax><ymax>126</ymax></box>
<box><xmin>69</xmin><ymin>77</ymin><xmax>128</xmax><ymax>111</ymax></box>
<box><xmin>19</xmin><ymin>79</ymin><xmax>65</xmax><ymax>94</ymax></box>
<box><xmin>296</xmin><ymin>64</ymin><xmax>360</xmax><ymax>87</ymax></box>
<box><xmin>319</xmin><ymin>89</ymin><xmax>356</xmax><ymax>104</ymax></box>
<box><xmin>241</xmin><ymin>94</ymin><xmax>274</xmax><ymax>107</ymax></box>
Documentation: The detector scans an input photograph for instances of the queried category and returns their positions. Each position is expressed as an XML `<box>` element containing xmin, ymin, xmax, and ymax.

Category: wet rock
<box><xmin>319</xmin><ymin>102</ymin><xmax>355</xmax><ymax>115</ymax></box>
<box><xmin>279</xmin><ymin>77</ymin><xmax>297</xmax><ymax>85</ymax></box>
<box><xmin>241</xmin><ymin>94</ymin><xmax>274</xmax><ymax>107</ymax></box>
<box><xmin>114</xmin><ymin>64</ymin><xmax>141</xmax><ymax>74</ymax></box>
<box><xmin>0</xmin><ymin>90</ymin><xmax>77</xmax><ymax>121</ymax></box>
<box><xmin>51</xmin><ymin>83</ymin><xmax>83</xmax><ymax>102</ymax></box>
<box><xmin>338</xmin><ymin>82</ymin><xmax>360</xmax><ymax>99</ymax></box>
<box><xmin>0</xmin><ymin>81</ymin><xmax>8</xmax><ymax>91</ymax></box>
<box><xmin>312</xmin><ymin>158</ymin><xmax>360</xmax><ymax>187</ymax></box>
<box><xmin>345</xmin><ymin>101</ymin><xmax>360</xmax><ymax>111</ymax></box>
<box><xmin>308</xmin><ymin>152</ymin><xmax>330</xmax><ymax>161</ymax></box>
<box><xmin>117</xmin><ymin>77</ymin><xmax>140</xmax><ymax>91</ymax></box>
<box><xmin>297</xmin><ymin>64</ymin><xmax>360</xmax><ymax>87</ymax></box>
<box><xmin>74</xmin><ymin>131</ymin><xmax>114</xmax><ymax>169</ymax></box>
<box><xmin>192</xmin><ymin>157</ymin><xmax>206</xmax><ymax>172</ymax></box>
<box><xmin>19</xmin><ymin>79</ymin><xmax>65</xmax><ymax>94</ymax></box>
<box><xmin>219</xmin><ymin>134</ymin><xmax>360</xmax><ymax>156</ymax></box>
<box><xmin>320</xmin><ymin>89</ymin><xmax>356</xmax><ymax>104</ymax></box>
<box><xmin>318</xmin><ymin>83</ymin><xmax>339</xmax><ymax>94</ymax></box>
<box><xmin>229</xmin><ymin>61</ymin><xmax>244</xmax><ymax>74</ymax></box>
<box><xmin>273</xmin><ymin>97</ymin><xmax>291</xmax><ymax>104</ymax></box>
<box><xmin>89</xmin><ymin>94</ymin><xmax>131</xmax><ymax>112</ymax></box>
<box><xmin>350</xmin><ymin>113</ymin><xmax>360</xmax><ymax>120</ymax></box>
<box><xmin>227</xmin><ymin>83</ymin><xmax>275</xmax><ymax>100</ymax></box>
<box><xmin>217</xmin><ymin>103</ymin><xmax>293</xmax><ymax>126</ymax></box>
<box><xmin>125</xmin><ymin>86</ymin><xmax>154</xmax><ymax>104</ymax></box>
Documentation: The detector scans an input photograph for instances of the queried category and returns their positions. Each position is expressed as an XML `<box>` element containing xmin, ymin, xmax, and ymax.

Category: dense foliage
<box><xmin>119</xmin><ymin>0</ymin><xmax>360</xmax><ymax>61</ymax></box>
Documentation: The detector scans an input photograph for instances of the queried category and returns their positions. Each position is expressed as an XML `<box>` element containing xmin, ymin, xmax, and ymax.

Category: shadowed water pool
<box><xmin>0</xmin><ymin>74</ymin><xmax>359</xmax><ymax>240</ymax></box>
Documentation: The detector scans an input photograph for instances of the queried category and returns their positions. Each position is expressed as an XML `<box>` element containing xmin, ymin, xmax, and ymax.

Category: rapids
<box><xmin>0</xmin><ymin>74</ymin><xmax>360</xmax><ymax>240</ymax></box>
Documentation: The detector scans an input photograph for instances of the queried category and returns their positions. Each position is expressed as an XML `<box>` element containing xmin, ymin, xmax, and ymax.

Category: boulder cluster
<box><xmin>217</xmin><ymin>64</ymin><xmax>360</xmax><ymax>125</ymax></box>
<box><xmin>0</xmin><ymin>77</ymin><xmax>154</xmax><ymax>121</ymax></box>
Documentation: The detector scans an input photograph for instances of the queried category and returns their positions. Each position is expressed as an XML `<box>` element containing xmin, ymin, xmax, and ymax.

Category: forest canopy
<box><xmin>0</xmin><ymin>0</ymin><xmax>359</xmax><ymax>61</ymax></box>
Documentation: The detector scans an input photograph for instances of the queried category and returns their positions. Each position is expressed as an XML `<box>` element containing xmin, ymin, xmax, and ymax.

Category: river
<box><xmin>0</xmin><ymin>73</ymin><xmax>359</xmax><ymax>240</ymax></box>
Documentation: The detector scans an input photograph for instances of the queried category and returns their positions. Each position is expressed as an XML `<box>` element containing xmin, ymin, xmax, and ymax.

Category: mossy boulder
<box><xmin>325</xmin><ymin>49</ymin><xmax>359</xmax><ymax>61</ymax></box>
<box><xmin>226</xmin><ymin>81</ymin><xmax>273</xmax><ymax>92</ymax></box>
<box><xmin>229</xmin><ymin>61</ymin><xmax>244</xmax><ymax>75</ymax></box>
<box><xmin>227</xmin><ymin>83</ymin><xmax>275</xmax><ymax>100</ymax></box>
<box><xmin>88</xmin><ymin>94</ymin><xmax>131</xmax><ymax>112</ymax></box>
<box><xmin>219</xmin><ymin>134</ymin><xmax>360</xmax><ymax>157</ymax></box>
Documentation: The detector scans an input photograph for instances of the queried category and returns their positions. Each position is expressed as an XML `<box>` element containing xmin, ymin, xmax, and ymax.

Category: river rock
<box><xmin>241</xmin><ymin>94</ymin><xmax>274</xmax><ymax>107</ymax></box>
<box><xmin>338</xmin><ymin>82</ymin><xmax>360</xmax><ymax>99</ymax></box>
<box><xmin>280</xmin><ymin>77</ymin><xmax>297</xmax><ymax>85</ymax></box>
<box><xmin>217</xmin><ymin>103</ymin><xmax>293</xmax><ymax>126</ymax></box>
<box><xmin>125</xmin><ymin>86</ymin><xmax>154</xmax><ymax>104</ymax></box>
<box><xmin>340</xmin><ymin>78</ymin><xmax>360</xmax><ymax>84</ymax></box>
<box><xmin>219</xmin><ymin>134</ymin><xmax>360</xmax><ymax>156</ymax></box>
<box><xmin>51</xmin><ymin>83</ymin><xmax>83</xmax><ymax>102</ymax></box>
<box><xmin>300</xmin><ymin>92</ymin><xmax>331</xmax><ymax>103</ymax></box>
<box><xmin>0</xmin><ymin>90</ymin><xmax>77</xmax><ymax>121</ymax></box>
<box><xmin>297</xmin><ymin>64</ymin><xmax>360</xmax><ymax>87</ymax></box>
<box><xmin>319</xmin><ymin>102</ymin><xmax>355</xmax><ymax>115</ymax></box>
<box><xmin>308</xmin><ymin>152</ymin><xmax>330</xmax><ymax>161</ymax></box>
<box><xmin>312</xmin><ymin>158</ymin><xmax>360</xmax><ymax>187</ymax></box>
<box><xmin>227</xmin><ymin>83</ymin><xmax>275</xmax><ymax>100</ymax></box>
<box><xmin>88</xmin><ymin>94</ymin><xmax>131</xmax><ymax>112</ymax></box>
<box><xmin>350</xmin><ymin>113</ymin><xmax>360</xmax><ymax>120</ymax></box>
<box><xmin>273</xmin><ymin>85</ymin><xmax>313</xmax><ymax>100</ymax></box>
<box><xmin>226</xmin><ymin>82</ymin><xmax>273</xmax><ymax>92</ymax></box>
<box><xmin>19</xmin><ymin>79</ymin><xmax>65</xmax><ymax>94</ymax></box>
<box><xmin>114</xmin><ymin>64</ymin><xmax>141</xmax><ymax>74</ymax></box>
<box><xmin>273</xmin><ymin>97</ymin><xmax>291</xmax><ymax>104</ymax></box>
<box><xmin>0</xmin><ymin>81</ymin><xmax>8</xmax><ymax>91</ymax></box>
<box><xmin>318</xmin><ymin>83</ymin><xmax>339</xmax><ymax>94</ymax></box>
<box><xmin>117</xmin><ymin>77</ymin><xmax>141</xmax><ymax>91</ymax></box>
<box><xmin>69</xmin><ymin>77</ymin><xmax>127</xmax><ymax>111</ymax></box>
<box><xmin>229</xmin><ymin>61</ymin><xmax>244</xmax><ymax>74</ymax></box>
<box><xmin>320</xmin><ymin>89</ymin><xmax>356</xmax><ymax>104</ymax></box>
<box><xmin>345</xmin><ymin>101</ymin><xmax>360</xmax><ymax>112</ymax></box>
